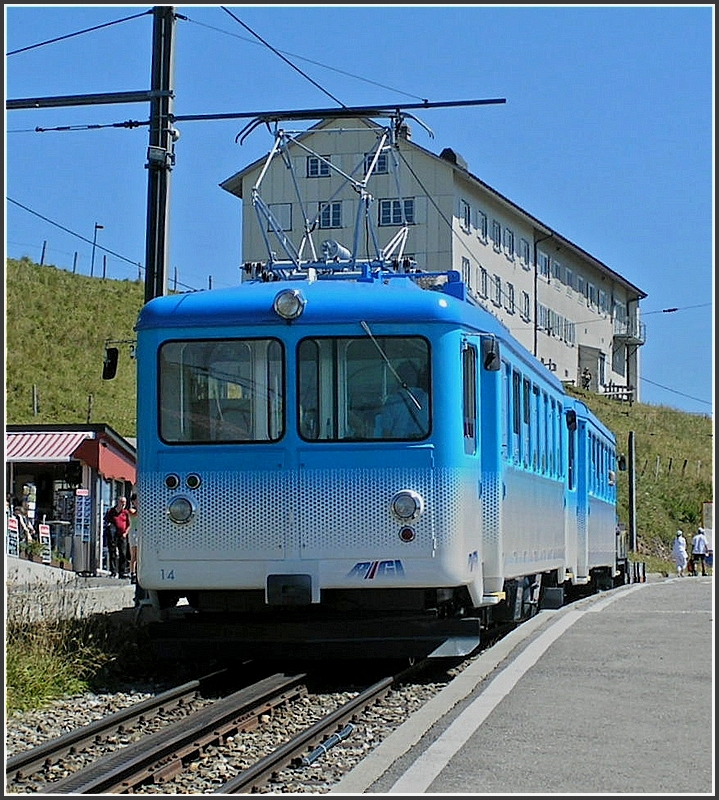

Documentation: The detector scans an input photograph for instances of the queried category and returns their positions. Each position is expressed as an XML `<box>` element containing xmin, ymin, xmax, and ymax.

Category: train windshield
<box><xmin>159</xmin><ymin>339</ymin><xmax>284</xmax><ymax>443</ymax></box>
<box><xmin>298</xmin><ymin>335</ymin><xmax>430</xmax><ymax>441</ymax></box>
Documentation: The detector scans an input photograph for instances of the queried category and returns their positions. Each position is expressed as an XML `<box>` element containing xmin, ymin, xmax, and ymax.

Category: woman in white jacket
<box><xmin>672</xmin><ymin>530</ymin><xmax>688</xmax><ymax>577</ymax></box>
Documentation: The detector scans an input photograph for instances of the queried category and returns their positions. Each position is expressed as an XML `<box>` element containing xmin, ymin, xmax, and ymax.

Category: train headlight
<box><xmin>273</xmin><ymin>289</ymin><xmax>306</xmax><ymax>321</ymax></box>
<box><xmin>168</xmin><ymin>496</ymin><xmax>195</xmax><ymax>524</ymax></box>
<box><xmin>390</xmin><ymin>489</ymin><xmax>424</xmax><ymax>522</ymax></box>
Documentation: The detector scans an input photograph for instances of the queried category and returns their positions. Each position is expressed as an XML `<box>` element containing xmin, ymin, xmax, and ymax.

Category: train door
<box><xmin>460</xmin><ymin>338</ymin><xmax>483</xmax><ymax>602</ymax></box>
<box><xmin>566</xmin><ymin>407</ymin><xmax>589</xmax><ymax>582</ymax></box>
<box><xmin>478</xmin><ymin>336</ymin><xmax>504</xmax><ymax>597</ymax></box>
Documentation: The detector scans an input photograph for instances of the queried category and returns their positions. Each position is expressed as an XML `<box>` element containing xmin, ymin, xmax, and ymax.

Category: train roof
<box><xmin>136</xmin><ymin>270</ymin><xmax>565</xmax><ymax>393</ymax></box>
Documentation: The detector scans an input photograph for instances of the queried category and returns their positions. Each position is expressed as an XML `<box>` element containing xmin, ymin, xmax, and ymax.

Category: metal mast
<box><xmin>144</xmin><ymin>6</ymin><xmax>177</xmax><ymax>303</ymax></box>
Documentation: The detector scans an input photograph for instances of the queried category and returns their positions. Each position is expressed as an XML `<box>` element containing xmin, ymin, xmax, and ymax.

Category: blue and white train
<box><xmin>133</xmin><ymin>259</ymin><xmax>628</xmax><ymax>661</ymax></box>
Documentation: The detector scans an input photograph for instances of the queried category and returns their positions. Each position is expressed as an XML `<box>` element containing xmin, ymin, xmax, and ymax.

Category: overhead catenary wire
<box><xmin>220</xmin><ymin>6</ymin><xmax>347</xmax><ymax>109</ymax></box>
<box><xmin>185</xmin><ymin>16</ymin><xmax>427</xmax><ymax>102</ymax></box>
<box><xmin>638</xmin><ymin>377</ymin><xmax>711</xmax><ymax>408</ymax></box>
<box><xmin>6</xmin><ymin>9</ymin><xmax>153</xmax><ymax>57</ymax></box>
<box><xmin>7</xmin><ymin>197</ymin><xmax>201</xmax><ymax>293</ymax></box>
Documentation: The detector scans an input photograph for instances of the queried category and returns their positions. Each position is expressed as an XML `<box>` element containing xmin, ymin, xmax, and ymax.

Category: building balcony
<box><xmin>613</xmin><ymin>318</ymin><xmax>646</xmax><ymax>345</ymax></box>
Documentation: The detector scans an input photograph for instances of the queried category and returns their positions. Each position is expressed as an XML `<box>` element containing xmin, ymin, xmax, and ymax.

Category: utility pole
<box><xmin>628</xmin><ymin>430</ymin><xmax>637</xmax><ymax>552</ymax></box>
<box><xmin>144</xmin><ymin>5</ymin><xmax>177</xmax><ymax>303</ymax></box>
<box><xmin>7</xmin><ymin>6</ymin><xmax>177</xmax><ymax>305</ymax></box>
<box><xmin>90</xmin><ymin>222</ymin><xmax>103</xmax><ymax>277</ymax></box>
<box><xmin>8</xmin><ymin>5</ymin><xmax>500</xmax><ymax>306</ymax></box>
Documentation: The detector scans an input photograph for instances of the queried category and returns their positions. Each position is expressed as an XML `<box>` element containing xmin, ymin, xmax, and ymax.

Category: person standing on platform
<box><xmin>672</xmin><ymin>530</ymin><xmax>688</xmax><ymax>577</ymax></box>
<box><xmin>13</xmin><ymin>499</ymin><xmax>35</xmax><ymax>545</ymax></box>
<box><xmin>104</xmin><ymin>496</ymin><xmax>131</xmax><ymax>579</ymax></box>
<box><xmin>128</xmin><ymin>492</ymin><xmax>139</xmax><ymax>583</ymax></box>
<box><xmin>691</xmin><ymin>527</ymin><xmax>709</xmax><ymax>577</ymax></box>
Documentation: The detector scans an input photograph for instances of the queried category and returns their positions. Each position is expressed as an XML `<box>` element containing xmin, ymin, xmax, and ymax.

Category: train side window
<box><xmin>548</xmin><ymin>398</ymin><xmax>556</xmax><ymax>476</ymax></box>
<box><xmin>512</xmin><ymin>370</ymin><xmax>521</xmax><ymax>463</ymax></box>
<box><xmin>462</xmin><ymin>345</ymin><xmax>477</xmax><ymax>455</ymax></box>
<box><xmin>541</xmin><ymin>392</ymin><xmax>549</xmax><ymax>475</ymax></box>
<box><xmin>532</xmin><ymin>385</ymin><xmax>540</xmax><ymax>472</ymax></box>
<box><xmin>502</xmin><ymin>362</ymin><xmax>511</xmax><ymax>459</ymax></box>
<box><xmin>522</xmin><ymin>378</ymin><xmax>531</xmax><ymax>468</ymax></box>
<box><xmin>558</xmin><ymin>402</ymin><xmax>565</xmax><ymax>479</ymax></box>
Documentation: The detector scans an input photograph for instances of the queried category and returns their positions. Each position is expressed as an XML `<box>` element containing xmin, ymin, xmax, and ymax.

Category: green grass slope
<box><xmin>6</xmin><ymin>257</ymin><xmax>713</xmax><ymax>559</ymax></box>
<box><xmin>6</xmin><ymin>257</ymin><xmax>143</xmax><ymax>437</ymax></box>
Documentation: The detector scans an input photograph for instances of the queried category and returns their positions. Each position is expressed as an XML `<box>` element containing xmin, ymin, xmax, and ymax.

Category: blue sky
<box><xmin>5</xmin><ymin>4</ymin><xmax>714</xmax><ymax>416</ymax></box>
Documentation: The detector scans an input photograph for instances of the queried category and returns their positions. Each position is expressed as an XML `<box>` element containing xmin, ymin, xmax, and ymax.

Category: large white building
<box><xmin>221</xmin><ymin>117</ymin><xmax>646</xmax><ymax>399</ymax></box>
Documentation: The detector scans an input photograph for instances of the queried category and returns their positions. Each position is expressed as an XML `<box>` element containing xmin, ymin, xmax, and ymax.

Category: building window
<box><xmin>598</xmin><ymin>289</ymin><xmax>609</xmax><ymax>314</ymax></box>
<box><xmin>587</xmin><ymin>282</ymin><xmax>598</xmax><ymax>308</ymax></box>
<box><xmin>538</xmin><ymin>250</ymin><xmax>550</xmax><ymax>278</ymax></box>
<box><xmin>551</xmin><ymin>259</ymin><xmax>562</xmax><ymax>281</ymax></box>
<box><xmin>504</xmin><ymin>227</ymin><xmax>515</xmax><ymax>259</ymax></box>
<box><xmin>461</xmin><ymin>200</ymin><xmax>471</xmax><ymax>232</ymax></box>
<box><xmin>267</xmin><ymin>203</ymin><xmax>292</xmax><ymax>232</ymax></box>
<box><xmin>491</xmin><ymin>274</ymin><xmax>502</xmax><ymax>306</ymax></box>
<box><xmin>462</xmin><ymin>257</ymin><xmax>471</xmax><ymax>289</ymax></box>
<box><xmin>479</xmin><ymin>266</ymin><xmax>488</xmax><ymax>298</ymax></box>
<box><xmin>379</xmin><ymin>198</ymin><xmax>415</xmax><ymax>226</ymax></box>
<box><xmin>492</xmin><ymin>220</ymin><xmax>502</xmax><ymax>251</ymax></box>
<box><xmin>307</xmin><ymin>156</ymin><xmax>331</xmax><ymax>177</ymax></box>
<box><xmin>576</xmin><ymin>274</ymin><xmax>586</xmax><ymax>298</ymax></box>
<box><xmin>564</xmin><ymin>318</ymin><xmax>576</xmax><ymax>344</ymax></box>
<box><xmin>564</xmin><ymin>267</ymin><xmax>574</xmax><ymax>291</ymax></box>
<box><xmin>538</xmin><ymin>303</ymin><xmax>548</xmax><ymax>331</ymax></box>
<box><xmin>364</xmin><ymin>151</ymin><xmax>388</xmax><ymax>175</ymax></box>
<box><xmin>519</xmin><ymin>238</ymin><xmax>530</xmax><ymax>269</ymax></box>
<box><xmin>477</xmin><ymin>210</ymin><xmax>488</xmax><ymax>241</ymax></box>
<box><xmin>319</xmin><ymin>201</ymin><xmax>342</xmax><ymax>229</ymax></box>
<box><xmin>521</xmin><ymin>290</ymin><xmax>531</xmax><ymax>320</ymax></box>
<box><xmin>505</xmin><ymin>282</ymin><xmax>515</xmax><ymax>314</ymax></box>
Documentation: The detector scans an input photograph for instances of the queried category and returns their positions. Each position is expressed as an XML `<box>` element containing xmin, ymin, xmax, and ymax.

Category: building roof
<box><xmin>5</xmin><ymin>423</ymin><xmax>136</xmax><ymax>483</ymax></box>
<box><xmin>6</xmin><ymin>431</ymin><xmax>91</xmax><ymax>463</ymax></box>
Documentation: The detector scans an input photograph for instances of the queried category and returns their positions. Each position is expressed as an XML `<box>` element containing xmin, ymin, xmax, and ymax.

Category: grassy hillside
<box><xmin>5</xmin><ymin>257</ymin><xmax>713</xmax><ymax>559</ymax></box>
<box><xmin>6</xmin><ymin>257</ymin><xmax>143</xmax><ymax>437</ymax></box>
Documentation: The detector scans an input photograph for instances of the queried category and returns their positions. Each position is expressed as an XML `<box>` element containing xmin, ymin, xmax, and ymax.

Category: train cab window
<box><xmin>158</xmin><ymin>338</ymin><xmax>284</xmax><ymax>443</ymax></box>
<box><xmin>298</xmin><ymin>335</ymin><xmax>430</xmax><ymax>441</ymax></box>
<box><xmin>462</xmin><ymin>345</ymin><xmax>477</xmax><ymax>455</ymax></box>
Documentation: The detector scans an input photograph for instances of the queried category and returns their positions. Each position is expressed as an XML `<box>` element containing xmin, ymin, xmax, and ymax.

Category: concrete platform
<box><xmin>5</xmin><ymin>555</ymin><xmax>137</xmax><ymax>622</ymax></box>
<box><xmin>332</xmin><ymin>574</ymin><xmax>714</xmax><ymax>795</ymax></box>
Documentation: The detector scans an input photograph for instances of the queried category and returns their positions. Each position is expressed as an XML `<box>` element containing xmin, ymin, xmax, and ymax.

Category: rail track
<box><xmin>6</xmin><ymin>669</ymin><xmax>228</xmax><ymax>784</ymax></box>
<box><xmin>6</xmin><ymin>617</ymin><xmax>527</xmax><ymax>795</ymax></box>
<box><xmin>7</xmin><ymin>666</ymin><xmax>405</xmax><ymax>794</ymax></box>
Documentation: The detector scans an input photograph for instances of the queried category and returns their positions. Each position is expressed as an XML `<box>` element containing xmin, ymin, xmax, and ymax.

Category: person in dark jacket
<box><xmin>104</xmin><ymin>496</ymin><xmax>131</xmax><ymax>578</ymax></box>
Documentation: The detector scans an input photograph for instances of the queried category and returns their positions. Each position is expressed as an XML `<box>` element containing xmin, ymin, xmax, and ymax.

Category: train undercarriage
<box><xmin>146</xmin><ymin>563</ymin><xmax>630</xmax><ymax>662</ymax></box>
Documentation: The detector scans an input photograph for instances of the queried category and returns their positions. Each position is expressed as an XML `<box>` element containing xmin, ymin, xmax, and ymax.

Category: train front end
<box><xmin>135</xmin><ymin>275</ymin><xmax>486</xmax><ymax>660</ymax></box>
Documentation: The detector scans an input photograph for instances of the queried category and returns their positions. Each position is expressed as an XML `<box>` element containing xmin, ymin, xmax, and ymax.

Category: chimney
<box><xmin>439</xmin><ymin>147</ymin><xmax>468</xmax><ymax>171</ymax></box>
